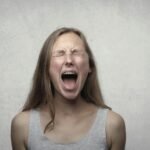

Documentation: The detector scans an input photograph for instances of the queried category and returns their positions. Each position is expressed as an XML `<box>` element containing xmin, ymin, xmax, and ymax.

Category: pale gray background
<box><xmin>0</xmin><ymin>0</ymin><xmax>150</xmax><ymax>149</ymax></box>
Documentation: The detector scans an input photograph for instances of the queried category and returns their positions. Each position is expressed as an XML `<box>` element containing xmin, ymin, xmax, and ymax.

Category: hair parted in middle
<box><xmin>23</xmin><ymin>27</ymin><xmax>110</xmax><ymax>132</ymax></box>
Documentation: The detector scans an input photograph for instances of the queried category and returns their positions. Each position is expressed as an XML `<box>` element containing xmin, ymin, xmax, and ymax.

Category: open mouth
<box><xmin>61</xmin><ymin>71</ymin><xmax>78</xmax><ymax>82</ymax></box>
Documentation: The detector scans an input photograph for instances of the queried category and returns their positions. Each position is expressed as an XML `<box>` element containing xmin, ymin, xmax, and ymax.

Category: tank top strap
<box><xmin>87</xmin><ymin>108</ymin><xmax>108</xmax><ymax>149</ymax></box>
<box><xmin>96</xmin><ymin>108</ymin><xmax>108</xmax><ymax>129</ymax></box>
<box><xmin>28</xmin><ymin>109</ymin><xmax>43</xmax><ymax>149</ymax></box>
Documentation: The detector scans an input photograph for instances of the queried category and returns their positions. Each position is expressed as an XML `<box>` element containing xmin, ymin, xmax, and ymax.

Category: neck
<box><xmin>54</xmin><ymin>94</ymin><xmax>86</xmax><ymax>116</ymax></box>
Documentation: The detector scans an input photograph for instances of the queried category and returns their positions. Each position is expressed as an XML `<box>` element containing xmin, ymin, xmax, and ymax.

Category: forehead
<box><xmin>52</xmin><ymin>32</ymin><xmax>85</xmax><ymax>50</ymax></box>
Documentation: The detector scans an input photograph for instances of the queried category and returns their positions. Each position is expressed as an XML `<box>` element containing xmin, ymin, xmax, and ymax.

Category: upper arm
<box><xmin>106</xmin><ymin>110</ymin><xmax>126</xmax><ymax>150</ymax></box>
<box><xmin>11</xmin><ymin>111</ymin><xmax>29</xmax><ymax>150</ymax></box>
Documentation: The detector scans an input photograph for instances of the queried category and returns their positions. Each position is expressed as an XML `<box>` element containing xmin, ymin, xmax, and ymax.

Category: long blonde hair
<box><xmin>23</xmin><ymin>27</ymin><xmax>110</xmax><ymax>131</ymax></box>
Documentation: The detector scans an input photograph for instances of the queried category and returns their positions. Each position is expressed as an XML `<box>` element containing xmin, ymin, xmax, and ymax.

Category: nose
<box><xmin>65</xmin><ymin>53</ymin><xmax>73</xmax><ymax>66</ymax></box>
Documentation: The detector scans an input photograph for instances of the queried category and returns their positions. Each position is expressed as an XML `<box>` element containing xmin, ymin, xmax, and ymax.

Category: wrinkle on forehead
<box><xmin>52</xmin><ymin>32</ymin><xmax>85</xmax><ymax>52</ymax></box>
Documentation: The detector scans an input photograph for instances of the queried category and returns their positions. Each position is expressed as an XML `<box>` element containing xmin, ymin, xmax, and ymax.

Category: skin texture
<box><xmin>106</xmin><ymin>111</ymin><xmax>126</xmax><ymax>150</ymax></box>
<box><xmin>11</xmin><ymin>32</ymin><xmax>126</xmax><ymax>150</ymax></box>
<box><xmin>49</xmin><ymin>32</ymin><xmax>91</xmax><ymax>100</ymax></box>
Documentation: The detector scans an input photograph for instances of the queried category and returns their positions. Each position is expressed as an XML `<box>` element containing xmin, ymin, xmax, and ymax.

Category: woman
<box><xmin>11</xmin><ymin>27</ymin><xmax>126</xmax><ymax>150</ymax></box>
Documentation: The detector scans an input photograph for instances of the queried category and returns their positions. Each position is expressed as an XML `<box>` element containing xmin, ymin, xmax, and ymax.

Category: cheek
<box><xmin>49</xmin><ymin>59</ymin><xmax>62</xmax><ymax>78</ymax></box>
<box><xmin>77</xmin><ymin>57</ymin><xmax>91</xmax><ymax>73</ymax></box>
<box><xmin>49</xmin><ymin>59</ymin><xmax>62</xmax><ymax>91</ymax></box>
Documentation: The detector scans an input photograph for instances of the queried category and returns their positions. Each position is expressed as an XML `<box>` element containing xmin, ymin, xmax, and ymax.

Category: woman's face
<box><xmin>49</xmin><ymin>32</ymin><xmax>91</xmax><ymax>100</ymax></box>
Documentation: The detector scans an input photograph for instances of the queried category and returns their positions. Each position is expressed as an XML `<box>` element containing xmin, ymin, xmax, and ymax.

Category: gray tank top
<box><xmin>28</xmin><ymin>108</ymin><xmax>108</xmax><ymax>150</ymax></box>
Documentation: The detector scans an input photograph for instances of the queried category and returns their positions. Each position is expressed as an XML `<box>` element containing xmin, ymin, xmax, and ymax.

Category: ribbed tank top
<box><xmin>28</xmin><ymin>108</ymin><xmax>108</xmax><ymax>150</ymax></box>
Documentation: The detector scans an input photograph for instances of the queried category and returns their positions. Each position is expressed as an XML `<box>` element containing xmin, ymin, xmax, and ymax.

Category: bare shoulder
<box><xmin>12</xmin><ymin>111</ymin><xmax>30</xmax><ymax>127</ymax></box>
<box><xmin>11</xmin><ymin>111</ymin><xmax>30</xmax><ymax>136</ymax></box>
<box><xmin>11</xmin><ymin>111</ymin><xmax>30</xmax><ymax>150</ymax></box>
<box><xmin>107</xmin><ymin>110</ymin><xmax>125</xmax><ymax>130</ymax></box>
<box><xmin>106</xmin><ymin>110</ymin><xmax>126</xmax><ymax>150</ymax></box>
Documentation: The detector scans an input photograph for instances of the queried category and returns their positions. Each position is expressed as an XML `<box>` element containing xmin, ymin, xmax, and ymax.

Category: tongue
<box><xmin>63</xmin><ymin>79</ymin><xmax>76</xmax><ymax>90</ymax></box>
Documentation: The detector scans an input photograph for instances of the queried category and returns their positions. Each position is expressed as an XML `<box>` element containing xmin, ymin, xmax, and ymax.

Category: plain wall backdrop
<box><xmin>0</xmin><ymin>0</ymin><xmax>150</xmax><ymax>149</ymax></box>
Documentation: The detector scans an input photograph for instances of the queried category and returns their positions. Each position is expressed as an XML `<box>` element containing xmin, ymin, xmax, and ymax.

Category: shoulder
<box><xmin>11</xmin><ymin>111</ymin><xmax>31</xmax><ymax>149</ymax></box>
<box><xmin>107</xmin><ymin>110</ymin><xmax>125</xmax><ymax>130</ymax></box>
<box><xmin>106</xmin><ymin>110</ymin><xmax>126</xmax><ymax>150</ymax></box>
<box><xmin>11</xmin><ymin>111</ymin><xmax>30</xmax><ymax>131</ymax></box>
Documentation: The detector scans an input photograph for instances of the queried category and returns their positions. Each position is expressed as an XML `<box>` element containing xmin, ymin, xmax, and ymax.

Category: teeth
<box><xmin>63</xmin><ymin>71</ymin><xmax>76</xmax><ymax>75</ymax></box>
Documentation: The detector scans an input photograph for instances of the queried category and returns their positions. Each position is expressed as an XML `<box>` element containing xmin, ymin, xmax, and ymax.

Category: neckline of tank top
<box><xmin>35</xmin><ymin>108</ymin><xmax>106</xmax><ymax>146</ymax></box>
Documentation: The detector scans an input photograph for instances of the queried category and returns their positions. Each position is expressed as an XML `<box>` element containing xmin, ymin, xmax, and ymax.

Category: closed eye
<box><xmin>52</xmin><ymin>50</ymin><xmax>65</xmax><ymax>57</ymax></box>
<box><xmin>72</xmin><ymin>49</ymin><xmax>83</xmax><ymax>55</ymax></box>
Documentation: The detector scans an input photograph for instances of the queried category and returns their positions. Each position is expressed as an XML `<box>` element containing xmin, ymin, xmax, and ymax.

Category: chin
<box><xmin>64</xmin><ymin>95</ymin><xmax>78</xmax><ymax>101</ymax></box>
<box><xmin>55</xmin><ymin>88</ymin><xmax>81</xmax><ymax>101</ymax></box>
<box><xmin>62</xmin><ymin>92</ymin><xmax>80</xmax><ymax>101</ymax></box>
